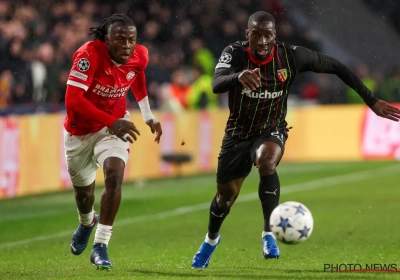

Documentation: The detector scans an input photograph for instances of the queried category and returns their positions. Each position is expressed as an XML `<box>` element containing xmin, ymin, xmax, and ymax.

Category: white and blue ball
<box><xmin>270</xmin><ymin>201</ymin><xmax>314</xmax><ymax>244</ymax></box>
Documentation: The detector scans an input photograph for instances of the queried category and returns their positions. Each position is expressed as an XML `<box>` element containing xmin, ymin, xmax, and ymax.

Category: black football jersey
<box><xmin>213</xmin><ymin>41</ymin><xmax>377</xmax><ymax>139</ymax></box>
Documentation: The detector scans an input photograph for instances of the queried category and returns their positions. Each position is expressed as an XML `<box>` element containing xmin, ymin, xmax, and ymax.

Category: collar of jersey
<box><xmin>245</xmin><ymin>45</ymin><xmax>275</xmax><ymax>65</ymax></box>
<box><xmin>111</xmin><ymin>60</ymin><xmax>122</xmax><ymax>67</ymax></box>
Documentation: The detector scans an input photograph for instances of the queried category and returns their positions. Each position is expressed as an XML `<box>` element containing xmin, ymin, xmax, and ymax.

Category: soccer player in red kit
<box><xmin>64</xmin><ymin>14</ymin><xmax>162</xmax><ymax>270</ymax></box>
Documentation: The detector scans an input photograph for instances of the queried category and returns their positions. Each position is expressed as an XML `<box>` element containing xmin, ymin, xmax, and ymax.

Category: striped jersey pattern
<box><xmin>214</xmin><ymin>41</ymin><xmax>296</xmax><ymax>139</ymax></box>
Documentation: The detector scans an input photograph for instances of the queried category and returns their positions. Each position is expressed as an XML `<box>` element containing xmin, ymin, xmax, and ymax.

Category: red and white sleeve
<box><xmin>66</xmin><ymin>45</ymin><xmax>98</xmax><ymax>91</ymax></box>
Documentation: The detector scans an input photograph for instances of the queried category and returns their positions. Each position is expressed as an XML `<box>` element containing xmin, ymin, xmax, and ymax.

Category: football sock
<box><xmin>78</xmin><ymin>209</ymin><xmax>95</xmax><ymax>227</ymax></box>
<box><xmin>258</xmin><ymin>172</ymin><xmax>281</xmax><ymax>232</ymax></box>
<box><xmin>205</xmin><ymin>233</ymin><xmax>220</xmax><ymax>245</ymax></box>
<box><xmin>208</xmin><ymin>196</ymin><xmax>231</xmax><ymax>237</ymax></box>
<box><xmin>262</xmin><ymin>231</ymin><xmax>275</xmax><ymax>238</ymax></box>
<box><xmin>94</xmin><ymin>224</ymin><xmax>113</xmax><ymax>246</ymax></box>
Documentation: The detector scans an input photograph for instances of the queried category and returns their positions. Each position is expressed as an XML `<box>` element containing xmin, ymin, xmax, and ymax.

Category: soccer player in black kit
<box><xmin>191</xmin><ymin>11</ymin><xmax>400</xmax><ymax>268</ymax></box>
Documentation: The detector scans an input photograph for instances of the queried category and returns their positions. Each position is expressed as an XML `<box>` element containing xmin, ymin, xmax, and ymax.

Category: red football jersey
<box><xmin>64</xmin><ymin>40</ymin><xmax>148</xmax><ymax>135</ymax></box>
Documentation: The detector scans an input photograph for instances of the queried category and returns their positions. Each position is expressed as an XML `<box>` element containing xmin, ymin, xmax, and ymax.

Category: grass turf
<box><xmin>1</xmin><ymin>161</ymin><xmax>400</xmax><ymax>279</ymax></box>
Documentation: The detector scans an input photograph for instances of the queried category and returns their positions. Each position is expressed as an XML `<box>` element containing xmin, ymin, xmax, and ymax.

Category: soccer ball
<box><xmin>269</xmin><ymin>201</ymin><xmax>314</xmax><ymax>244</ymax></box>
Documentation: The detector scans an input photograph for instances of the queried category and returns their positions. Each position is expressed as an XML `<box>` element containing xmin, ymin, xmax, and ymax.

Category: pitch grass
<box><xmin>1</xmin><ymin>161</ymin><xmax>400</xmax><ymax>279</ymax></box>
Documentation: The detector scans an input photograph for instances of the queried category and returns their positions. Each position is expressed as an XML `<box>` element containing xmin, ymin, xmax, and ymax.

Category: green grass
<box><xmin>1</xmin><ymin>161</ymin><xmax>400</xmax><ymax>279</ymax></box>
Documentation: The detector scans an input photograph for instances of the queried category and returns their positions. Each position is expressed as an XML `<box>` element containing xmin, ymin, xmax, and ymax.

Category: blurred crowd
<box><xmin>0</xmin><ymin>0</ymin><xmax>399</xmax><ymax>115</ymax></box>
<box><xmin>363</xmin><ymin>0</ymin><xmax>400</xmax><ymax>35</ymax></box>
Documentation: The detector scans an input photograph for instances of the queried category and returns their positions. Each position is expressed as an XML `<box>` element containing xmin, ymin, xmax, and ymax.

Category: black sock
<box><xmin>208</xmin><ymin>196</ymin><xmax>230</xmax><ymax>238</ymax></box>
<box><xmin>258</xmin><ymin>172</ymin><xmax>280</xmax><ymax>232</ymax></box>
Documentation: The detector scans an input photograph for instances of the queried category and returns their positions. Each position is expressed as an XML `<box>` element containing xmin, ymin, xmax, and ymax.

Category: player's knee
<box><xmin>216</xmin><ymin>192</ymin><xmax>238</xmax><ymax>209</ymax></box>
<box><xmin>75</xmin><ymin>188</ymin><xmax>93</xmax><ymax>200</ymax></box>
<box><xmin>216</xmin><ymin>181</ymin><xmax>241</xmax><ymax>208</ymax></box>
<box><xmin>216</xmin><ymin>195</ymin><xmax>231</xmax><ymax>209</ymax></box>
<box><xmin>257</xmin><ymin>157</ymin><xmax>277</xmax><ymax>176</ymax></box>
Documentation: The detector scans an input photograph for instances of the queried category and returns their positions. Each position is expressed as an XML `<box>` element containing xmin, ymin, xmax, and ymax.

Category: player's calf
<box><xmin>258</xmin><ymin>172</ymin><xmax>281</xmax><ymax>231</ymax></box>
<box><xmin>208</xmin><ymin>195</ymin><xmax>231</xmax><ymax>239</ymax></box>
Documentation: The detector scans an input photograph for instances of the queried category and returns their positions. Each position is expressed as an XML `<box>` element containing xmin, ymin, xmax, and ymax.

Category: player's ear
<box><xmin>245</xmin><ymin>29</ymin><xmax>249</xmax><ymax>39</ymax></box>
<box><xmin>105</xmin><ymin>35</ymin><xmax>110</xmax><ymax>46</ymax></box>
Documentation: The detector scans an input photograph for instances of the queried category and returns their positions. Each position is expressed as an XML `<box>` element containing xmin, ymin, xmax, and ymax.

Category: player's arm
<box><xmin>130</xmin><ymin>71</ymin><xmax>162</xmax><ymax>143</ymax></box>
<box><xmin>65</xmin><ymin>86</ymin><xmax>117</xmax><ymax>127</ymax></box>
<box><xmin>212</xmin><ymin>45</ymin><xmax>259</xmax><ymax>93</ymax></box>
<box><xmin>65</xmin><ymin>50</ymin><xmax>118</xmax><ymax>126</ymax></box>
<box><xmin>65</xmin><ymin>87</ymin><xmax>139</xmax><ymax>142</ymax></box>
<box><xmin>66</xmin><ymin>47</ymin><xmax>139</xmax><ymax>142</ymax></box>
<box><xmin>294</xmin><ymin>46</ymin><xmax>400</xmax><ymax>121</ymax></box>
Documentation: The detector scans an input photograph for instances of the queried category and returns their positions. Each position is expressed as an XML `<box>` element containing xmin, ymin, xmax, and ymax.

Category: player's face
<box><xmin>246</xmin><ymin>21</ymin><xmax>276</xmax><ymax>60</ymax></box>
<box><xmin>105</xmin><ymin>24</ymin><xmax>137</xmax><ymax>64</ymax></box>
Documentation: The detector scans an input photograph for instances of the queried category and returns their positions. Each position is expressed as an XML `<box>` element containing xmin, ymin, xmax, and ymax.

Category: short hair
<box><xmin>89</xmin><ymin>13</ymin><xmax>136</xmax><ymax>41</ymax></box>
<box><xmin>248</xmin><ymin>11</ymin><xmax>275</xmax><ymax>27</ymax></box>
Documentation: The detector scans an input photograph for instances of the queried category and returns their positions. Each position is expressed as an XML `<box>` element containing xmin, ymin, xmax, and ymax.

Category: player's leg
<box><xmin>192</xmin><ymin>178</ymin><xmax>246</xmax><ymax>269</ymax></box>
<box><xmin>71</xmin><ymin>182</ymin><xmax>100</xmax><ymax>255</ymax></box>
<box><xmin>254</xmin><ymin>135</ymin><xmax>285</xmax><ymax>259</ymax></box>
<box><xmin>89</xmin><ymin>128</ymin><xmax>130</xmax><ymax>270</ymax></box>
<box><xmin>64</xmin><ymin>130</ymin><xmax>100</xmax><ymax>256</ymax></box>
<box><xmin>93</xmin><ymin>157</ymin><xmax>125</xmax><ymax>248</ymax></box>
<box><xmin>192</xmin><ymin>134</ymin><xmax>253</xmax><ymax>268</ymax></box>
<box><xmin>207</xmin><ymin>178</ymin><xmax>246</xmax><ymax>240</ymax></box>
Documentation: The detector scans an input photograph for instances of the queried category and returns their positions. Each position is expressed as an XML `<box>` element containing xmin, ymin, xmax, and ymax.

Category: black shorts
<box><xmin>216</xmin><ymin>131</ymin><xmax>287</xmax><ymax>184</ymax></box>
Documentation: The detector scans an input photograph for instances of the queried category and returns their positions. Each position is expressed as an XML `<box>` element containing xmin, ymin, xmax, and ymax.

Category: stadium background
<box><xmin>0</xmin><ymin>0</ymin><xmax>399</xmax><ymax>199</ymax></box>
<box><xmin>2</xmin><ymin>1</ymin><xmax>400</xmax><ymax>279</ymax></box>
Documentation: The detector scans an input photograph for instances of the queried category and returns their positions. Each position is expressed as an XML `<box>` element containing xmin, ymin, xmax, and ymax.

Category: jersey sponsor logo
<box><xmin>70</xmin><ymin>70</ymin><xmax>88</xmax><ymax>81</ymax></box>
<box><xmin>277</xmin><ymin>69</ymin><xmax>287</xmax><ymax>82</ymax></box>
<box><xmin>219</xmin><ymin>53</ymin><xmax>232</xmax><ymax>63</ymax></box>
<box><xmin>216</xmin><ymin>62</ymin><xmax>231</xmax><ymax>69</ymax></box>
<box><xmin>126</xmin><ymin>71</ymin><xmax>135</xmax><ymax>80</ymax></box>
<box><xmin>92</xmin><ymin>84</ymin><xmax>129</xmax><ymax>98</ymax></box>
<box><xmin>77</xmin><ymin>58</ymin><xmax>90</xmax><ymax>71</ymax></box>
<box><xmin>241</xmin><ymin>88</ymin><xmax>283</xmax><ymax>99</ymax></box>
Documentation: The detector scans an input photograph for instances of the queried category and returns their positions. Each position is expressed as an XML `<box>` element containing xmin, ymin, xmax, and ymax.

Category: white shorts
<box><xmin>64</xmin><ymin>112</ymin><xmax>130</xmax><ymax>187</ymax></box>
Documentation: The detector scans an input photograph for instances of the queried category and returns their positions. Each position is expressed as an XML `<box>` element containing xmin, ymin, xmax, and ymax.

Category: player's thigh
<box><xmin>252</xmin><ymin>131</ymin><xmax>287</xmax><ymax>167</ymax></box>
<box><xmin>94</xmin><ymin>111</ymin><xmax>131</xmax><ymax>169</ymax></box>
<box><xmin>64</xmin><ymin>129</ymin><xmax>98</xmax><ymax>187</ymax></box>
<box><xmin>94</xmin><ymin>132</ymin><xmax>130</xmax><ymax>169</ymax></box>
<box><xmin>216</xmin><ymin>135</ymin><xmax>253</xmax><ymax>186</ymax></box>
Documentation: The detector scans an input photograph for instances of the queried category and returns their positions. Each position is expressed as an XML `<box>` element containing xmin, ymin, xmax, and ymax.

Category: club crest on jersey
<box><xmin>277</xmin><ymin>69</ymin><xmax>287</xmax><ymax>82</ymax></box>
<box><xmin>126</xmin><ymin>71</ymin><xmax>135</xmax><ymax>80</ymax></box>
<box><xmin>77</xmin><ymin>58</ymin><xmax>90</xmax><ymax>72</ymax></box>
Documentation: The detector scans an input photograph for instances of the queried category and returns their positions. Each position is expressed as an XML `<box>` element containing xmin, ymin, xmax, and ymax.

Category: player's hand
<box><xmin>109</xmin><ymin>119</ymin><xmax>140</xmax><ymax>143</ymax></box>
<box><xmin>146</xmin><ymin>119</ymin><xmax>162</xmax><ymax>143</ymax></box>
<box><xmin>371</xmin><ymin>100</ymin><xmax>400</xmax><ymax>122</ymax></box>
<box><xmin>238</xmin><ymin>68</ymin><xmax>260</xmax><ymax>91</ymax></box>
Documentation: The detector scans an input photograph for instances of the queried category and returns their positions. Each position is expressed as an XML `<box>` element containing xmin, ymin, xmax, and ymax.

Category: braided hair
<box><xmin>248</xmin><ymin>11</ymin><xmax>275</xmax><ymax>27</ymax></box>
<box><xmin>89</xmin><ymin>13</ymin><xmax>136</xmax><ymax>41</ymax></box>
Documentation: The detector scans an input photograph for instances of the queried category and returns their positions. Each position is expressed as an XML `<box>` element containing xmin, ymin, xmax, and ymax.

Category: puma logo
<box><xmin>265</xmin><ymin>189</ymin><xmax>277</xmax><ymax>195</ymax></box>
<box><xmin>211</xmin><ymin>212</ymin><xmax>224</xmax><ymax>218</ymax></box>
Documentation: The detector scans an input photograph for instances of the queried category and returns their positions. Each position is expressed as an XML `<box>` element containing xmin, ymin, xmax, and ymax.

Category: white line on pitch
<box><xmin>1</xmin><ymin>164</ymin><xmax>399</xmax><ymax>249</ymax></box>
<box><xmin>0</xmin><ymin>162</ymin><xmax>359</xmax><ymax>223</ymax></box>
